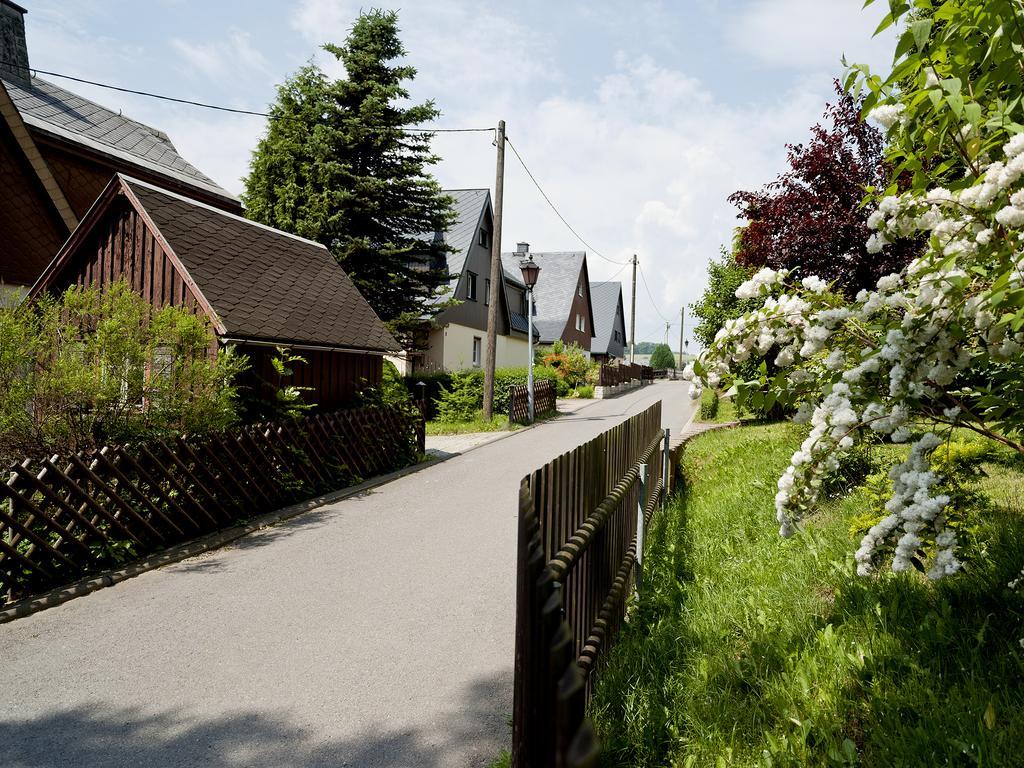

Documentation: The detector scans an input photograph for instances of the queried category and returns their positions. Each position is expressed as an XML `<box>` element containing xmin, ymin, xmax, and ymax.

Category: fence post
<box><xmin>662</xmin><ymin>428</ymin><xmax>670</xmax><ymax>507</ymax></box>
<box><xmin>635</xmin><ymin>463</ymin><xmax>647</xmax><ymax>593</ymax></box>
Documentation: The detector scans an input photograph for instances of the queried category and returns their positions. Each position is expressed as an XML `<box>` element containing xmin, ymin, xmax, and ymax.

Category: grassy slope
<box><xmin>591</xmin><ymin>423</ymin><xmax>1024</xmax><ymax>767</ymax></box>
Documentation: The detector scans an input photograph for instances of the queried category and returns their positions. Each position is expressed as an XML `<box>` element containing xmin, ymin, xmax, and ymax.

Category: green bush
<box><xmin>575</xmin><ymin>385</ymin><xmax>595</xmax><ymax>399</ymax></box>
<box><xmin>436</xmin><ymin>371</ymin><xmax>481</xmax><ymax>423</ymax></box>
<box><xmin>0</xmin><ymin>281</ymin><xmax>246</xmax><ymax>464</ymax></box>
<box><xmin>699</xmin><ymin>389</ymin><xmax>720</xmax><ymax>420</ymax></box>
<box><xmin>649</xmin><ymin>343</ymin><xmax>677</xmax><ymax>369</ymax></box>
<box><xmin>416</xmin><ymin>365</ymin><xmax>562</xmax><ymax>422</ymax></box>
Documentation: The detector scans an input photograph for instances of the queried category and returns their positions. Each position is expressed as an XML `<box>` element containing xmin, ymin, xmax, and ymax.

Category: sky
<box><xmin>22</xmin><ymin>0</ymin><xmax>898</xmax><ymax>346</ymax></box>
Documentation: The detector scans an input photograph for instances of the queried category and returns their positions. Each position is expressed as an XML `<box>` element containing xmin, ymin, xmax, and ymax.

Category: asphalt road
<box><xmin>0</xmin><ymin>380</ymin><xmax>697</xmax><ymax>768</ymax></box>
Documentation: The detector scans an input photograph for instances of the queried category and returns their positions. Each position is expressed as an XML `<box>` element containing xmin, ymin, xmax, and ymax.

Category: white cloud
<box><xmin>429</xmin><ymin>54</ymin><xmax>832</xmax><ymax>345</ymax></box>
<box><xmin>171</xmin><ymin>30</ymin><xmax>271</xmax><ymax>84</ymax></box>
<box><xmin>729</xmin><ymin>0</ymin><xmax>895</xmax><ymax>72</ymax></box>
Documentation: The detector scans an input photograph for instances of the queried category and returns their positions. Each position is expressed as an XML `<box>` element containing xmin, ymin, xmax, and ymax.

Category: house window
<box><xmin>520</xmin><ymin>293</ymin><xmax>527</xmax><ymax>316</ymax></box>
<box><xmin>478</xmin><ymin>228</ymin><xmax>489</xmax><ymax>247</ymax></box>
<box><xmin>576</xmin><ymin>314</ymin><xmax>585</xmax><ymax>332</ymax></box>
<box><xmin>485</xmin><ymin>278</ymin><xmax>491</xmax><ymax>306</ymax></box>
<box><xmin>578</xmin><ymin>281</ymin><xmax>584</xmax><ymax>297</ymax></box>
<box><xmin>472</xmin><ymin>336</ymin><xmax>482</xmax><ymax>366</ymax></box>
<box><xmin>466</xmin><ymin>271</ymin><xmax>478</xmax><ymax>301</ymax></box>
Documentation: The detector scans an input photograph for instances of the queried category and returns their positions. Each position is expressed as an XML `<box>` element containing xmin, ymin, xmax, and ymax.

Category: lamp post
<box><xmin>519</xmin><ymin>254</ymin><xmax>541</xmax><ymax>422</ymax></box>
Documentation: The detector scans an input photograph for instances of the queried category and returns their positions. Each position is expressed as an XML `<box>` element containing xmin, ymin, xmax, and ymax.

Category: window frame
<box><xmin>472</xmin><ymin>336</ymin><xmax>482</xmax><ymax>367</ymax></box>
<box><xmin>466</xmin><ymin>271</ymin><xmax>478</xmax><ymax>301</ymax></box>
<box><xmin>485</xmin><ymin>278</ymin><xmax>491</xmax><ymax>306</ymax></box>
<box><xmin>478</xmin><ymin>228</ymin><xmax>489</xmax><ymax>247</ymax></box>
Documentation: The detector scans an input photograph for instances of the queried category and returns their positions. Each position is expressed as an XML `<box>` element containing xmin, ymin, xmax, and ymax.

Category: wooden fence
<box><xmin>0</xmin><ymin>404</ymin><xmax>424</xmax><ymax>606</ymax></box>
<box><xmin>597</xmin><ymin>362</ymin><xmax>653</xmax><ymax>387</ymax></box>
<box><xmin>510</xmin><ymin>379</ymin><xmax>557</xmax><ymax>425</ymax></box>
<box><xmin>513</xmin><ymin>403</ymin><xmax>675</xmax><ymax>767</ymax></box>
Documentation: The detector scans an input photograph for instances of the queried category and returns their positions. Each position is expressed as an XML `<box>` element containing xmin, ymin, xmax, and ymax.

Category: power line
<box><xmin>504</xmin><ymin>136</ymin><xmax>628</xmax><ymax>266</ymax></box>
<box><xmin>638</xmin><ymin>263</ymin><xmax>670</xmax><ymax>324</ymax></box>
<box><xmin>4</xmin><ymin>60</ymin><xmax>494</xmax><ymax>134</ymax></box>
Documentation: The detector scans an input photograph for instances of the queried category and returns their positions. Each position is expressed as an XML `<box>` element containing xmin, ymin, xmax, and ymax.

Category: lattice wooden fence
<box><xmin>510</xmin><ymin>379</ymin><xmax>557</xmax><ymax>425</ymax></box>
<box><xmin>513</xmin><ymin>403</ymin><xmax>672</xmax><ymax>767</ymax></box>
<box><xmin>0</xmin><ymin>405</ymin><xmax>423</xmax><ymax>606</ymax></box>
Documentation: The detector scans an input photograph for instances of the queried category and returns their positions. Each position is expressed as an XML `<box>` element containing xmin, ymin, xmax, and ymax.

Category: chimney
<box><xmin>0</xmin><ymin>1</ymin><xmax>29</xmax><ymax>88</ymax></box>
<box><xmin>516</xmin><ymin>242</ymin><xmax>529</xmax><ymax>254</ymax></box>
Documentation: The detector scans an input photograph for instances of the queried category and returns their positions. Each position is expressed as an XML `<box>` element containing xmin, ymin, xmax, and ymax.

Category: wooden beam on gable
<box><xmin>0</xmin><ymin>79</ymin><xmax>77</xmax><ymax>233</ymax></box>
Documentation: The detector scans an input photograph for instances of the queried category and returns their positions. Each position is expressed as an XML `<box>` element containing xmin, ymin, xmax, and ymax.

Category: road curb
<box><xmin>0</xmin><ymin>458</ymin><xmax>441</xmax><ymax>625</ymax></box>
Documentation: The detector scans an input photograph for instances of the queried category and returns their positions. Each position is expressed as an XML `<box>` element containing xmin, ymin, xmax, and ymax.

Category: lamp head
<box><xmin>519</xmin><ymin>255</ymin><xmax>540</xmax><ymax>289</ymax></box>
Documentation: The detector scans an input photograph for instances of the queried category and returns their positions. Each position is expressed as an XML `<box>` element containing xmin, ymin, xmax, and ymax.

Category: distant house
<box><xmin>501</xmin><ymin>245</ymin><xmax>596</xmax><ymax>354</ymax></box>
<box><xmin>415</xmin><ymin>189</ymin><xmax>535</xmax><ymax>372</ymax></box>
<box><xmin>589</xmin><ymin>281</ymin><xmax>627</xmax><ymax>361</ymax></box>
<box><xmin>31</xmin><ymin>175</ymin><xmax>400</xmax><ymax>411</ymax></box>
<box><xmin>0</xmin><ymin>0</ymin><xmax>238</xmax><ymax>298</ymax></box>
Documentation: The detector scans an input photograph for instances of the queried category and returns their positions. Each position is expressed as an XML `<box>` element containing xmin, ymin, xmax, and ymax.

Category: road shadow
<box><xmin>0</xmin><ymin>671</ymin><xmax>511</xmax><ymax>768</ymax></box>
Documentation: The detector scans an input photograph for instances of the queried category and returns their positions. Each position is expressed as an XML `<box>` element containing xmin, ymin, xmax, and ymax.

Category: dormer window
<box><xmin>478</xmin><ymin>229</ymin><xmax>489</xmax><ymax>247</ymax></box>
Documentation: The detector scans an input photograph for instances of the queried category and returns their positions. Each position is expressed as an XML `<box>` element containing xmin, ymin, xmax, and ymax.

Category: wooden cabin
<box><xmin>30</xmin><ymin>174</ymin><xmax>401</xmax><ymax>411</ymax></box>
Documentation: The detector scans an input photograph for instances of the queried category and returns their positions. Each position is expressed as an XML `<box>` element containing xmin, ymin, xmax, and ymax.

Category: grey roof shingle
<box><xmin>123</xmin><ymin>177</ymin><xmax>400</xmax><ymax>353</ymax></box>
<box><xmin>501</xmin><ymin>251</ymin><xmax>587</xmax><ymax>343</ymax></box>
<box><xmin>433</xmin><ymin>188</ymin><xmax>489</xmax><ymax>292</ymax></box>
<box><xmin>2</xmin><ymin>75</ymin><xmax>237</xmax><ymax>204</ymax></box>
<box><xmin>589</xmin><ymin>281</ymin><xmax>624</xmax><ymax>356</ymax></box>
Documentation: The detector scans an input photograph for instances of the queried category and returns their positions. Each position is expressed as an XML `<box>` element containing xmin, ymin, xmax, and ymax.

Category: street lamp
<box><xmin>519</xmin><ymin>255</ymin><xmax>541</xmax><ymax>422</ymax></box>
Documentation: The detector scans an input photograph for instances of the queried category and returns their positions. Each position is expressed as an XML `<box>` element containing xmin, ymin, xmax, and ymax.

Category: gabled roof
<box><xmin>33</xmin><ymin>175</ymin><xmax>400</xmax><ymax>354</ymax></box>
<box><xmin>589</xmin><ymin>281</ymin><xmax>625</xmax><ymax>356</ymax></box>
<box><xmin>436</xmin><ymin>188</ymin><xmax>489</xmax><ymax>289</ymax></box>
<box><xmin>500</xmin><ymin>251</ymin><xmax>595</xmax><ymax>343</ymax></box>
<box><xmin>1</xmin><ymin>75</ymin><xmax>237</xmax><ymax>207</ymax></box>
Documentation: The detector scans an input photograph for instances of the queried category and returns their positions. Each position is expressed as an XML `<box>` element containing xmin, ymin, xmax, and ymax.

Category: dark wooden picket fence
<box><xmin>0</xmin><ymin>404</ymin><xmax>423</xmax><ymax>606</ymax></box>
<box><xmin>510</xmin><ymin>379</ymin><xmax>557</xmax><ymax>425</ymax></box>
<box><xmin>597</xmin><ymin>362</ymin><xmax>653</xmax><ymax>387</ymax></box>
<box><xmin>513</xmin><ymin>402</ymin><xmax>675</xmax><ymax>767</ymax></box>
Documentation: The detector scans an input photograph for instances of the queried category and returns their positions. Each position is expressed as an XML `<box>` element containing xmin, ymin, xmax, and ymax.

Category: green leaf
<box><xmin>964</xmin><ymin>102</ymin><xmax>982</xmax><ymax>125</ymax></box>
<box><xmin>911</xmin><ymin>18</ymin><xmax>932</xmax><ymax>51</ymax></box>
<box><xmin>947</xmin><ymin>92</ymin><xmax>964</xmax><ymax>118</ymax></box>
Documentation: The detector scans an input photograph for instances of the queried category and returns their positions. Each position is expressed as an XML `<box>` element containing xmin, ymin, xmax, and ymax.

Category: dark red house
<box><xmin>0</xmin><ymin>0</ymin><xmax>240</xmax><ymax>296</ymax></box>
<box><xmin>31</xmin><ymin>174</ymin><xmax>401</xmax><ymax>410</ymax></box>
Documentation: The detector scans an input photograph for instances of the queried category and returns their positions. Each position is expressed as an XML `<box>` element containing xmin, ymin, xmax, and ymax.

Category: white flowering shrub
<box><xmin>685</xmin><ymin>133</ymin><xmax>1024</xmax><ymax>581</ymax></box>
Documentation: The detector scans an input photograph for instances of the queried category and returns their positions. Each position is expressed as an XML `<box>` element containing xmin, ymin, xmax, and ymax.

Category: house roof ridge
<box><xmin>117</xmin><ymin>175</ymin><xmax>327</xmax><ymax>250</ymax></box>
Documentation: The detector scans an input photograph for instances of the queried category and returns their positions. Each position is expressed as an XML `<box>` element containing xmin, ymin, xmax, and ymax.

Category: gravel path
<box><xmin>0</xmin><ymin>381</ymin><xmax>696</xmax><ymax>768</ymax></box>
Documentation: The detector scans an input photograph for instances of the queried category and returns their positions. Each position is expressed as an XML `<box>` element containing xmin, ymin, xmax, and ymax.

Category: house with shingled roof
<box><xmin>500</xmin><ymin>245</ymin><xmax>596</xmax><ymax>354</ymax></box>
<box><xmin>31</xmin><ymin>174</ymin><xmax>400</xmax><ymax>411</ymax></box>
<box><xmin>589</xmin><ymin>281</ymin><xmax>627</xmax><ymax>361</ymax></box>
<box><xmin>413</xmin><ymin>188</ymin><xmax>536</xmax><ymax>373</ymax></box>
<box><xmin>0</xmin><ymin>0</ymin><xmax>239</xmax><ymax>299</ymax></box>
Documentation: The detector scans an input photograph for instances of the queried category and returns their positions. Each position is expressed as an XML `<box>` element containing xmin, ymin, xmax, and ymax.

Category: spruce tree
<box><xmin>243</xmin><ymin>10</ymin><xmax>454</xmax><ymax>345</ymax></box>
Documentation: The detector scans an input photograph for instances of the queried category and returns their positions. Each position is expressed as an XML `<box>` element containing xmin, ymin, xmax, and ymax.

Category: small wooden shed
<box><xmin>30</xmin><ymin>174</ymin><xmax>401</xmax><ymax>411</ymax></box>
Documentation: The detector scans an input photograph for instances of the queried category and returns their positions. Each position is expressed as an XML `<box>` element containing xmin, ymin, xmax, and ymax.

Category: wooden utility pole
<box><xmin>678</xmin><ymin>306</ymin><xmax>685</xmax><ymax>369</ymax></box>
<box><xmin>482</xmin><ymin>120</ymin><xmax>505</xmax><ymax>420</ymax></box>
<box><xmin>629</xmin><ymin>254</ymin><xmax>638</xmax><ymax>362</ymax></box>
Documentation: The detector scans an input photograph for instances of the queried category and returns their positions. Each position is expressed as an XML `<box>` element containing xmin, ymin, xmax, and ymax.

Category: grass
<box><xmin>590</xmin><ymin>422</ymin><xmax>1024</xmax><ymax>767</ymax></box>
<box><xmin>425</xmin><ymin>407</ymin><xmax>564</xmax><ymax>436</ymax></box>
<box><xmin>486</xmin><ymin>750</ymin><xmax>511</xmax><ymax>768</ymax></box>
<box><xmin>424</xmin><ymin>411</ymin><xmax>511</xmax><ymax>435</ymax></box>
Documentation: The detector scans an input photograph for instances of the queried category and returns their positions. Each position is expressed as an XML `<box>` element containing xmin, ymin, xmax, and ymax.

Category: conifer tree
<box><xmin>243</xmin><ymin>10</ymin><xmax>454</xmax><ymax>345</ymax></box>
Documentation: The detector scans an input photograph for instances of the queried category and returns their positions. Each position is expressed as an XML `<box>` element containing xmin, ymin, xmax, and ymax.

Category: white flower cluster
<box><xmin>686</xmin><ymin>131</ymin><xmax>1024</xmax><ymax>580</ymax></box>
<box><xmin>868</xmin><ymin>103</ymin><xmax>907</xmax><ymax>130</ymax></box>
<box><xmin>854</xmin><ymin>433</ymin><xmax>956</xmax><ymax>578</ymax></box>
<box><xmin>735</xmin><ymin>267</ymin><xmax>789</xmax><ymax>299</ymax></box>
